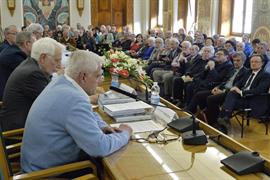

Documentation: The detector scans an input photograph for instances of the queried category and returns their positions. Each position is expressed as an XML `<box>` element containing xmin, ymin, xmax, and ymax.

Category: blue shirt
<box><xmin>21</xmin><ymin>75</ymin><xmax>130</xmax><ymax>172</ymax></box>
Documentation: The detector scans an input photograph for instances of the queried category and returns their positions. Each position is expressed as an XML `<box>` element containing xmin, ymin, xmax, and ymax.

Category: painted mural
<box><xmin>23</xmin><ymin>0</ymin><xmax>69</xmax><ymax>29</ymax></box>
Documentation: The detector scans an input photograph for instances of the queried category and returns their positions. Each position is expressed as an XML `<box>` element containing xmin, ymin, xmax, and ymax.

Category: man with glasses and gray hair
<box><xmin>0</xmin><ymin>37</ymin><xmax>63</xmax><ymax>132</ymax></box>
<box><xmin>0</xmin><ymin>25</ymin><xmax>18</xmax><ymax>52</ymax></box>
<box><xmin>21</xmin><ymin>50</ymin><xmax>132</xmax><ymax>179</ymax></box>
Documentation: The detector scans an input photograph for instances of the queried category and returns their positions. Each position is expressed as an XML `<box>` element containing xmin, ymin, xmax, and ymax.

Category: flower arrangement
<box><xmin>103</xmin><ymin>50</ymin><xmax>153</xmax><ymax>87</ymax></box>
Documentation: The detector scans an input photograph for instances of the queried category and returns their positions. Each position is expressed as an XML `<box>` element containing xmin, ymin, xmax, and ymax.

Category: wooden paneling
<box><xmin>91</xmin><ymin>0</ymin><xmax>133</xmax><ymax>31</ymax></box>
<box><xmin>126</xmin><ymin>0</ymin><xmax>133</xmax><ymax>32</ymax></box>
<box><xmin>98</xmin><ymin>0</ymin><xmax>112</xmax><ymax>25</ymax></box>
<box><xmin>112</xmin><ymin>0</ymin><xmax>125</xmax><ymax>26</ymax></box>
<box><xmin>91</xmin><ymin>0</ymin><xmax>99</xmax><ymax>27</ymax></box>
<box><xmin>150</xmin><ymin>0</ymin><xmax>158</xmax><ymax>29</ymax></box>
<box><xmin>178</xmin><ymin>0</ymin><xmax>188</xmax><ymax>29</ymax></box>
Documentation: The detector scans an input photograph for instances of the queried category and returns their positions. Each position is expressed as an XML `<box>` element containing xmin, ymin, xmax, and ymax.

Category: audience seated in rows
<box><xmin>186</xmin><ymin>52</ymin><xmax>249</xmax><ymax>126</ymax></box>
<box><xmin>217</xmin><ymin>55</ymin><xmax>270</xmax><ymax>134</ymax></box>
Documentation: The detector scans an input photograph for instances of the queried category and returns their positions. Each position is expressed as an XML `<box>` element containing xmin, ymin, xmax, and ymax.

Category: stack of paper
<box><xmin>114</xmin><ymin>114</ymin><xmax>152</xmax><ymax>122</ymax></box>
<box><xmin>103</xmin><ymin>101</ymin><xmax>153</xmax><ymax>117</ymax></box>
<box><xmin>98</xmin><ymin>90</ymin><xmax>136</xmax><ymax>109</ymax></box>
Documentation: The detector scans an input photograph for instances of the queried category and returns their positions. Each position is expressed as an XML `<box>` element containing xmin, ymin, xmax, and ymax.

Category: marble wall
<box><xmin>251</xmin><ymin>0</ymin><xmax>270</xmax><ymax>43</ymax></box>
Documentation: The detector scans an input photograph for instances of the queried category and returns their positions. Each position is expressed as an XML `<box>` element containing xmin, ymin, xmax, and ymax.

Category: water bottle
<box><xmin>151</xmin><ymin>82</ymin><xmax>160</xmax><ymax>105</ymax></box>
<box><xmin>111</xmin><ymin>73</ymin><xmax>119</xmax><ymax>87</ymax></box>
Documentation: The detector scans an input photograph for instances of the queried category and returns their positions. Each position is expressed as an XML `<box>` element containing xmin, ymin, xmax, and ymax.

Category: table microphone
<box><xmin>109</xmin><ymin>86</ymin><xmax>207</xmax><ymax>145</ymax></box>
<box><xmin>110</xmin><ymin>86</ymin><xmax>138</xmax><ymax>99</ymax></box>
<box><xmin>129</xmin><ymin>77</ymin><xmax>149</xmax><ymax>103</ymax></box>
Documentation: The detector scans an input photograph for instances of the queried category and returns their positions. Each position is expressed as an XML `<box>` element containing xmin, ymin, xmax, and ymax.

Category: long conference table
<box><xmin>95</xmin><ymin>79</ymin><xmax>270</xmax><ymax>179</ymax></box>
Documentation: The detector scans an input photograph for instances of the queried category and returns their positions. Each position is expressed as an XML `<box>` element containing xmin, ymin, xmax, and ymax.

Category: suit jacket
<box><xmin>0</xmin><ymin>57</ymin><xmax>51</xmax><ymax>131</ymax></box>
<box><xmin>0</xmin><ymin>45</ymin><xmax>28</xmax><ymax>100</ymax></box>
<box><xmin>0</xmin><ymin>40</ymin><xmax>11</xmax><ymax>53</ymax></box>
<box><xmin>194</xmin><ymin>60</ymin><xmax>234</xmax><ymax>90</ymax></box>
<box><xmin>218</xmin><ymin>66</ymin><xmax>249</xmax><ymax>90</ymax></box>
<box><xmin>185</xmin><ymin>55</ymin><xmax>207</xmax><ymax>79</ymax></box>
<box><xmin>235</xmin><ymin>69</ymin><xmax>270</xmax><ymax>95</ymax></box>
<box><xmin>235</xmin><ymin>69</ymin><xmax>270</xmax><ymax>117</ymax></box>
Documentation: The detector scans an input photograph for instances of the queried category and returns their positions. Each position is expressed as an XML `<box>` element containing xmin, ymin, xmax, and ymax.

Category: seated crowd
<box><xmin>0</xmin><ymin>22</ymin><xmax>270</xmax><ymax>178</ymax></box>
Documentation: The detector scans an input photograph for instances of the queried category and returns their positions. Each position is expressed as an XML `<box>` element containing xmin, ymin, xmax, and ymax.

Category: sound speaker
<box><xmin>221</xmin><ymin>151</ymin><xmax>265</xmax><ymax>175</ymax></box>
<box><xmin>167</xmin><ymin>117</ymin><xmax>199</xmax><ymax>133</ymax></box>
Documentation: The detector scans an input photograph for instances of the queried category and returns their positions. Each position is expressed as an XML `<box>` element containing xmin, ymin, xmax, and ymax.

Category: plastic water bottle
<box><xmin>151</xmin><ymin>82</ymin><xmax>160</xmax><ymax>105</ymax></box>
<box><xmin>111</xmin><ymin>73</ymin><xmax>119</xmax><ymax>87</ymax></box>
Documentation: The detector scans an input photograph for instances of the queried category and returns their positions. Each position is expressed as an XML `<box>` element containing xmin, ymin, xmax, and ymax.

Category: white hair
<box><xmin>236</xmin><ymin>41</ymin><xmax>245</xmax><ymax>48</ymax></box>
<box><xmin>201</xmin><ymin>45</ymin><xmax>215</xmax><ymax>56</ymax></box>
<box><xmin>66</xmin><ymin>50</ymin><xmax>105</xmax><ymax>79</ymax></box>
<box><xmin>181</xmin><ymin>41</ymin><xmax>191</xmax><ymax>48</ymax></box>
<box><xmin>170</xmin><ymin>38</ymin><xmax>180</xmax><ymax>45</ymax></box>
<box><xmin>27</xmin><ymin>23</ymin><xmax>44</xmax><ymax>33</ymax></box>
<box><xmin>31</xmin><ymin>37</ymin><xmax>64</xmax><ymax>61</ymax></box>
<box><xmin>155</xmin><ymin>37</ymin><xmax>164</xmax><ymax>46</ymax></box>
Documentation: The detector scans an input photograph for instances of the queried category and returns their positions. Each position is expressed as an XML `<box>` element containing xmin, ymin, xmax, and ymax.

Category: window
<box><xmin>186</xmin><ymin>0</ymin><xmax>196</xmax><ymax>34</ymax></box>
<box><xmin>231</xmin><ymin>0</ymin><xmax>253</xmax><ymax>35</ymax></box>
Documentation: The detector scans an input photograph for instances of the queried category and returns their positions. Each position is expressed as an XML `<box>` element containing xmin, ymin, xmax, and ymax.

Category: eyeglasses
<box><xmin>215</xmin><ymin>53</ymin><xmax>224</xmax><ymax>56</ymax></box>
<box><xmin>131</xmin><ymin>127</ymin><xmax>179</xmax><ymax>144</ymax></box>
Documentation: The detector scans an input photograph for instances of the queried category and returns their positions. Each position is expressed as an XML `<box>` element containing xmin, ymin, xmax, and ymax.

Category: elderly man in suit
<box><xmin>0</xmin><ymin>31</ymin><xmax>34</xmax><ymax>100</ymax></box>
<box><xmin>21</xmin><ymin>50</ymin><xmax>132</xmax><ymax>179</ymax></box>
<box><xmin>218</xmin><ymin>55</ymin><xmax>270</xmax><ymax>134</ymax></box>
<box><xmin>186</xmin><ymin>48</ymin><xmax>237</xmax><ymax>113</ymax></box>
<box><xmin>185</xmin><ymin>48</ymin><xmax>234</xmax><ymax>106</ymax></box>
<box><xmin>0</xmin><ymin>37</ymin><xmax>63</xmax><ymax>131</ymax></box>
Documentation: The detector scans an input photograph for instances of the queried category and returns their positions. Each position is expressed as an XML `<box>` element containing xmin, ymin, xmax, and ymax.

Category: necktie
<box><xmin>243</xmin><ymin>73</ymin><xmax>255</xmax><ymax>89</ymax></box>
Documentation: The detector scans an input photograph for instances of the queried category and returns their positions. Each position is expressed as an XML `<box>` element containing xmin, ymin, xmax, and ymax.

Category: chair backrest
<box><xmin>0</xmin><ymin>128</ymin><xmax>12</xmax><ymax>180</ymax></box>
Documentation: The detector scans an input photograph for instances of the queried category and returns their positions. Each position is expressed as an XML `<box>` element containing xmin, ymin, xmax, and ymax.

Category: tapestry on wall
<box><xmin>23</xmin><ymin>0</ymin><xmax>69</xmax><ymax>30</ymax></box>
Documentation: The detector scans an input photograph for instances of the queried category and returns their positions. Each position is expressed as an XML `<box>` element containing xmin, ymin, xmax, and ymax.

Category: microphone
<box><xmin>109</xmin><ymin>86</ymin><xmax>207</xmax><ymax>145</ymax></box>
<box><xmin>110</xmin><ymin>86</ymin><xmax>138</xmax><ymax>100</ymax></box>
<box><xmin>129</xmin><ymin>77</ymin><xmax>149</xmax><ymax>103</ymax></box>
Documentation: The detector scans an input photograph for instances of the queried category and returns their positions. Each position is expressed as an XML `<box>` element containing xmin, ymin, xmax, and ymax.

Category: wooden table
<box><xmin>96</xmin><ymin>79</ymin><xmax>270</xmax><ymax>179</ymax></box>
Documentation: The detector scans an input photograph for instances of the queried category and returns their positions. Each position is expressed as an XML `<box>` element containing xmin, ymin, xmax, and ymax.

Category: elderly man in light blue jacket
<box><xmin>21</xmin><ymin>50</ymin><xmax>132</xmax><ymax>178</ymax></box>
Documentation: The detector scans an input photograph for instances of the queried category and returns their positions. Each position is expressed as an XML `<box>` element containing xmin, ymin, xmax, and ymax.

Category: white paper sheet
<box><xmin>110</xmin><ymin>120</ymin><xmax>164</xmax><ymax>133</ymax></box>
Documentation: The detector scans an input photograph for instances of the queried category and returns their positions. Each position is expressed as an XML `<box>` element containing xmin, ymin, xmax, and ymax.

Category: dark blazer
<box><xmin>0</xmin><ymin>45</ymin><xmax>28</xmax><ymax>100</ymax></box>
<box><xmin>219</xmin><ymin>66</ymin><xmax>249</xmax><ymax>90</ymax></box>
<box><xmin>0</xmin><ymin>40</ymin><xmax>11</xmax><ymax>53</ymax></box>
<box><xmin>236</xmin><ymin>69</ymin><xmax>270</xmax><ymax>117</ymax></box>
<box><xmin>0</xmin><ymin>57</ymin><xmax>51</xmax><ymax>131</ymax></box>
<box><xmin>195</xmin><ymin>60</ymin><xmax>234</xmax><ymax>90</ymax></box>
<box><xmin>235</xmin><ymin>69</ymin><xmax>270</xmax><ymax>95</ymax></box>
<box><xmin>185</xmin><ymin>55</ymin><xmax>207</xmax><ymax>79</ymax></box>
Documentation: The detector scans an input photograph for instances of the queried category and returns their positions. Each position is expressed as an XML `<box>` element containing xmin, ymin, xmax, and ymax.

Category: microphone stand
<box><xmin>128</xmin><ymin>77</ymin><xmax>149</xmax><ymax>103</ymax></box>
<box><xmin>110</xmin><ymin>86</ymin><xmax>207</xmax><ymax>145</ymax></box>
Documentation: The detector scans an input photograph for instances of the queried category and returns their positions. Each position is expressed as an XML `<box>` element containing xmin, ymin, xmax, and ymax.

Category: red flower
<box><xmin>118</xmin><ymin>69</ymin><xmax>129</xmax><ymax>78</ymax></box>
<box><xmin>111</xmin><ymin>58</ymin><xmax>119</xmax><ymax>63</ymax></box>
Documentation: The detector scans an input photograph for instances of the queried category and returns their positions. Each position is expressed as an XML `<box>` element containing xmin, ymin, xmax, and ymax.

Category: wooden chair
<box><xmin>0</xmin><ymin>130</ymin><xmax>97</xmax><ymax>180</ymax></box>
